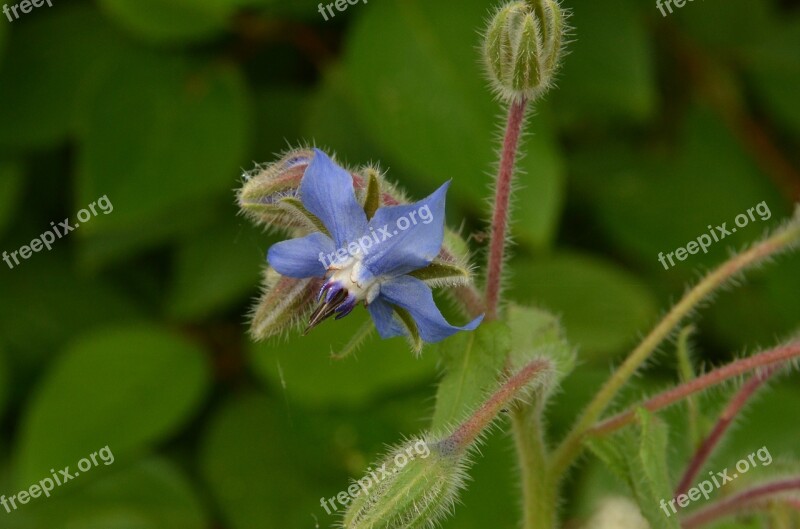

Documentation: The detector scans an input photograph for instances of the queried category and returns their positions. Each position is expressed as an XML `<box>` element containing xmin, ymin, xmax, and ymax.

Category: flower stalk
<box><xmin>485</xmin><ymin>98</ymin><xmax>528</xmax><ymax>320</ymax></box>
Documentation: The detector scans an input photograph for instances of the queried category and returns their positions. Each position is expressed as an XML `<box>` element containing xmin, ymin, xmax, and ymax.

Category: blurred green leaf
<box><xmin>552</xmin><ymin>0</ymin><xmax>656</xmax><ymax>124</ymax></box>
<box><xmin>15</xmin><ymin>326</ymin><xmax>211</xmax><ymax>486</ymax></box>
<box><xmin>342</xmin><ymin>0</ymin><xmax>564</xmax><ymax>249</ymax></box>
<box><xmin>509</xmin><ymin>251</ymin><xmax>658</xmax><ymax>359</ymax></box>
<box><xmin>0</xmin><ymin>5</ymin><xmax>131</xmax><ymax>149</ymax></box>
<box><xmin>167</xmin><ymin>212</ymin><xmax>264</xmax><ymax>321</ymax></box>
<box><xmin>0</xmin><ymin>257</ymin><xmax>144</xmax><ymax>366</ymax></box>
<box><xmin>506</xmin><ymin>304</ymin><xmax>574</xmax><ymax>392</ymax></box>
<box><xmin>304</xmin><ymin>67</ymin><xmax>383</xmax><ymax>166</ymax></box>
<box><xmin>0</xmin><ymin>159</ymin><xmax>22</xmax><ymax>237</ymax></box>
<box><xmin>0</xmin><ymin>347</ymin><xmax>8</xmax><ymax>421</ymax></box>
<box><xmin>96</xmin><ymin>0</ymin><xmax>242</xmax><ymax>44</ymax></box>
<box><xmin>743</xmin><ymin>18</ymin><xmax>800</xmax><ymax>138</ymax></box>
<box><xmin>569</xmin><ymin>108</ymin><xmax>786</xmax><ymax>271</ymax></box>
<box><xmin>200</xmin><ymin>392</ymin><xmax>327</xmax><ymax>529</ymax></box>
<box><xmin>430</xmin><ymin>321</ymin><xmax>510</xmax><ymax>435</ymax></box>
<box><xmin>75</xmin><ymin>49</ymin><xmax>250</xmax><ymax>267</ymax></box>
<box><xmin>248</xmin><ymin>310</ymin><xmax>437</xmax><ymax>408</ymax></box>
<box><xmin>4</xmin><ymin>457</ymin><xmax>208</xmax><ymax>529</ymax></box>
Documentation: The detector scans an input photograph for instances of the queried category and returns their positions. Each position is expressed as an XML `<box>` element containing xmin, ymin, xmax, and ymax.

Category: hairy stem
<box><xmin>511</xmin><ymin>405</ymin><xmax>556</xmax><ymax>529</ymax></box>
<box><xmin>675</xmin><ymin>366</ymin><xmax>777</xmax><ymax>496</ymax></box>
<box><xmin>445</xmin><ymin>358</ymin><xmax>549</xmax><ymax>452</ymax></box>
<box><xmin>589</xmin><ymin>342</ymin><xmax>799</xmax><ymax>436</ymax></box>
<box><xmin>485</xmin><ymin>98</ymin><xmax>528</xmax><ymax>320</ymax></box>
<box><xmin>550</xmin><ymin>219</ymin><xmax>800</xmax><ymax>477</ymax></box>
<box><xmin>682</xmin><ymin>477</ymin><xmax>800</xmax><ymax>529</ymax></box>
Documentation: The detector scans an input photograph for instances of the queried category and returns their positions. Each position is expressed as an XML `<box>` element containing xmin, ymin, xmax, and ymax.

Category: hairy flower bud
<box><xmin>342</xmin><ymin>437</ymin><xmax>468</xmax><ymax>529</ymax></box>
<box><xmin>483</xmin><ymin>0</ymin><xmax>566</xmax><ymax>102</ymax></box>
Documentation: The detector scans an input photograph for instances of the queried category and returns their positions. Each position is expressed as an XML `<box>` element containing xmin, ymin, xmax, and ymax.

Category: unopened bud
<box><xmin>238</xmin><ymin>149</ymin><xmax>313</xmax><ymax>229</ymax></box>
<box><xmin>483</xmin><ymin>0</ymin><xmax>566</xmax><ymax>102</ymax></box>
<box><xmin>342</xmin><ymin>437</ymin><xmax>468</xmax><ymax>529</ymax></box>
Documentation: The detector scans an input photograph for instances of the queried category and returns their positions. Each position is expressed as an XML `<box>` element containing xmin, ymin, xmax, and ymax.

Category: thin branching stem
<box><xmin>589</xmin><ymin>342</ymin><xmax>800</xmax><ymax>436</ymax></box>
<box><xmin>675</xmin><ymin>366</ymin><xmax>777</xmax><ymax>496</ymax></box>
<box><xmin>682</xmin><ymin>477</ymin><xmax>800</xmax><ymax>529</ymax></box>
<box><xmin>549</xmin><ymin>219</ymin><xmax>800</xmax><ymax>477</ymax></box>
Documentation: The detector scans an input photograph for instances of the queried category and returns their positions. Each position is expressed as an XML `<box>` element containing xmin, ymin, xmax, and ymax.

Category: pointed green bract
<box><xmin>589</xmin><ymin>409</ymin><xmax>681</xmax><ymax>529</ymax></box>
<box><xmin>363</xmin><ymin>168</ymin><xmax>381</xmax><ymax>220</ymax></box>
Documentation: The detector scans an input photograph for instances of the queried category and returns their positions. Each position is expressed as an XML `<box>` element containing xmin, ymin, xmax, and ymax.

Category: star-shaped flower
<box><xmin>266</xmin><ymin>149</ymin><xmax>483</xmax><ymax>345</ymax></box>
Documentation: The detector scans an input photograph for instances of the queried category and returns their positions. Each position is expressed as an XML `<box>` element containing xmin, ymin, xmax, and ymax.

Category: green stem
<box><xmin>511</xmin><ymin>405</ymin><xmax>556</xmax><ymax>529</ymax></box>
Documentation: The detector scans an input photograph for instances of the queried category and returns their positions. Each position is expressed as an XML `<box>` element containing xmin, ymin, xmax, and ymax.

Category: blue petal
<box><xmin>300</xmin><ymin>149</ymin><xmax>368</xmax><ymax>248</ymax></box>
<box><xmin>267</xmin><ymin>232</ymin><xmax>335</xmax><ymax>278</ymax></box>
<box><xmin>378</xmin><ymin>275</ymin><xmax>483</xmax><ymax>343</ymax></box>
<box><xmin>367</xmin><ymin>298</ymin><xmax>405</xmax><ymax>339</ymax></box>
<box><xmin>362</xmin><ymin>181</ymin><xmax>450</xmax><ymax>277</ymax></box>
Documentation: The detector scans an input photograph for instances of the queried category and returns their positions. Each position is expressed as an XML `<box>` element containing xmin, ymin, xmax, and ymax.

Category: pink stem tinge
<box><xmin>675</xmin><ymin>366</ymin><xmax>778</xmax><ymax>496</ymax></box>
<box><xmin>484</xmin><ymin>98</ymin><xmax>528</xmax><ymax>320</ymax></box>
<box><xmin>682</xmin><ymin>477</ymin><xmax>800</xmax><ymax>529</ymax></box>
<box><xmin>589</xmin><ymin>341</ymin><xmax>800</xmax><ymax>436</ymax></box>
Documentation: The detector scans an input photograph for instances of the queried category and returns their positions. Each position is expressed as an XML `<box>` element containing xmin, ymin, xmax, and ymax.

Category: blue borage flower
<box><xmin>267</xmin><ymin>149</ymin><xmax>483</xmax><ymax>345</ymax></box>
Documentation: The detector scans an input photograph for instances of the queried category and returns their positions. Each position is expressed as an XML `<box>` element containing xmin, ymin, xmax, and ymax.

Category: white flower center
<box><xmin>328</xmin><ymin>255</ymin><xmax>381</xmax><ymax>304</ymax></box>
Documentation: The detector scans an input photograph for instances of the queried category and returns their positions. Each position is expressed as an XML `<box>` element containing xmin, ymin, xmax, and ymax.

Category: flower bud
<box><xmin>483</xmin><ymin>0</ymin><xmax>566</xmax><ymax>102</ymax></box>
<box><xmin>237</xmin><ymin>149</ymin><xmax>314</xmax><ymax>230</ymax></box>
<box><xmin>342</xmin><ymin>437</ymin><xmax>468</xmax><ymax>529</ymax></box>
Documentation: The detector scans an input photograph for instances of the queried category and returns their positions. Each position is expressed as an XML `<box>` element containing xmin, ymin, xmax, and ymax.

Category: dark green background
<box><xmin>0</xmin><ymin>0</ymin><xmax>798</xmax><ymax>527</ymax></box>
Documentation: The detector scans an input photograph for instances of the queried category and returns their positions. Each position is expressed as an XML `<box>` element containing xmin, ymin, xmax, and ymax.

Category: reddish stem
<box><xmin>589</xmin><ymin>341</ymin><xmax>800</xmax><ymax>436</ymax></box>
<box><xmin>675</xmin><ymin>366</ymin><xmax>778</xmax><ymax>496</ymax></box>
<box><xmin>682</xmin><ymin>477</ymin><xmax>800</xmax><ymax>529</ymax></box>
<box><xmin>443</xmin><ymin>358</ymin><xmax>549</xmax><ymax>452</ymax></box>
<box><xmin>484</xmin><ymin>98</ymin><xmax>528</xmax><ymax>320</ymax></box>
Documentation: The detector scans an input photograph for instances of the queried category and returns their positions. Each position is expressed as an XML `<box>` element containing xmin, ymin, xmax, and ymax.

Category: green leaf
<box><xmin>15</xmin><ymin>326</ymin><xmax>211</xmax><ymax>486</ymax></box>
<box><xmin>506</xmin><ymin>304</ymin><xmax>574</xmax><ymax>395</ymax></box>
<box><xmin>96</xmin><ymin>0</ymin><xmax>245</xmax><ymax>44</ymax></box>
<box><xmin>167</xmin><ymin>212</ymin><xmax>265</xmax><ymax>321</ymax></box>
<box><xmin>248</xmin><ymin>310</ymin><xmax>438</xmax><ymax>408</ymax></box>
<box><xmin>342</xmin><ymin>0</ymin><xmax>564</xmax><ymax>250</ymax></box>
<box><xmin>430</xmin><ymin>321</ymin><xmax>511</xmax><ymax>435</ymax></box>
<box><xmin>0</xmin><ymin>256</ymin><xmax>144</xmax><ymax>366</ymax></box>
<box><xmin>3</xmin><ymin>458</ymin><xmax>208</xmax><ymax>529</ymax></box>
<box><xmin>0</xmin><ymin>347</ymin><xmax>8</xmax><ymax>421</ymax></box>
<box><xmin>551</xmin><ymin>0</ymin><xmax>656</xmax><ymax>124</ymax></box>
<box><xmin>0</xmin><ymin>5</ymin><xmax>131</xmax><ymax>148</ymax></box>
<box><xmin>0</xmin><ymin>159</ymin><xmax>22</xmax><ymax>238</ymax></box>
<box><xmin>75</xmin><ymin>49</ymin><xmax>250</xmax><ymax>267</ymax></box>
<box><xmin>200</xmin><ymin>392</ymin><xmax>329</xmax><ymax>529</ymax></box>
<box><xmin>509</xmin><ymin>252</ymin><xmax>658</xmax><ymax>359</ymax></box>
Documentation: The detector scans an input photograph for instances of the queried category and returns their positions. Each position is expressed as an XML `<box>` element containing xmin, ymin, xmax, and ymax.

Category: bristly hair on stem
<box><xmin>484</xmin><ymin>97</ymin><xmax>528</xmax><ymax>320</ymax></box>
